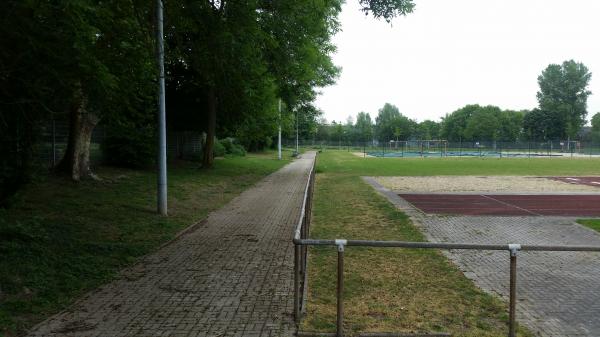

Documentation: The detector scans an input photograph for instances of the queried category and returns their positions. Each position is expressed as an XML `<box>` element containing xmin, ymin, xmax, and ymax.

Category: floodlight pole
<box><xmin>278</xmin><ymin>99</ymin><xmax>282</xmax><ymax>160</ymax></box>
<box><xmin>156</xmin><ymin>0</ymin><xmax>167</xmax><ymax>216</ymax></box>
<box><xmin>296</xmin><ymin>109</ymin><xmax>299</xmax><ymax>153</ymax></box>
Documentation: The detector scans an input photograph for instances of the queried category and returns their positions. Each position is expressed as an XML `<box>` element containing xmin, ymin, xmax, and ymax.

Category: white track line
<box><xmin>566</xmin><ymin>177</ymin><xmax>580</xmax><ymax>181</ymax></box>
<box><xmin>480</xmin><ymin>195</ymin><xmax>541</xmax><ymax>216</ymax></box>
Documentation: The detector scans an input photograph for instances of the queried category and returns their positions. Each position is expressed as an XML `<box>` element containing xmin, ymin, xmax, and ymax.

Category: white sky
<box><xmin>315</xmin><ymin>0</ymin><xmax>600</xmax><ymax>124</ymax></box>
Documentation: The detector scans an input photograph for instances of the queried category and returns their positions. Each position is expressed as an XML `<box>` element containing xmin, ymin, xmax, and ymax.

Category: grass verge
<box><xmin>577</xmin><ymin>219</ymin><xmax>600</xmax><ymax>232</ymax></box>
<box><xmin>317</xmin><ymin>149</ymin><xmax>600</xmax><ymax>176</ymax></box>
<box><xmin>300</xmin><ymin>150</ymin><xmax>600</xmax><ymax>336</ymax></box>
<box><xmin>0</xmin><ymin>151</ymin><xmax>291</xmax><ymax>336</ymax></box>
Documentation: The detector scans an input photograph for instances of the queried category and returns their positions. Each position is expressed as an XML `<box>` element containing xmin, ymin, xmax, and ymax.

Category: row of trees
<box><xmin>0</xmin><ymin>0</ymin><xmax>416</xmax><ymax>203</ymax></box>
<box><xmin>314</xmin><ymin>104</ymin><xmax>441</xmax><ymax>144</ymax></box>
<box><xmin>314</xmin><ymin>60</ymin><xmax>594</xmax><ymax>144</ymax></box>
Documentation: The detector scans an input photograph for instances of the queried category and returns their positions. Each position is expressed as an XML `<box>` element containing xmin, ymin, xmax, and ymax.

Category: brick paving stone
<box><xmin>27</xmin><ymin>152</ymin><xmax>316</xmax><ymax>337</ymax></box>
<box><xmin>364</xmin><ymin>177</ymin><xmax>600</xmax><ymax>337</ymax></box>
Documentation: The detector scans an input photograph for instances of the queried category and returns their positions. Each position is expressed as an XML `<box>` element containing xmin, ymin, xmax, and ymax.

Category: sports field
<box><xmin>303</xmin><ymin>150</ymin><xmax>600</xmax><ymax>336</ymax></box>
<box><xmin>375</xmin><ymin>175</ymin><xmax>600</xmax><ymax>216</ymax></box>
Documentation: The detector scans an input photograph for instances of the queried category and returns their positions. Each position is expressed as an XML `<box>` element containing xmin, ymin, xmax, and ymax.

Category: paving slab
<box><xmin>27</xmin><ymin>152</ymin><xmax>316</xmax><ymax>337</ymax></box>
<box><xmin>365</xmin><ymin>177</ymin><xmax>600</xmax><ymax>337</ymax></box>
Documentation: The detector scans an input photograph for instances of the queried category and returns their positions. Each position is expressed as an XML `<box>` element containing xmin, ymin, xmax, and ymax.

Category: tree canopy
<box><xmin>0</xmin><ymin>0</ymin><xmax>418</xmax><ymax>202</ymax></box>
<box><xmin>440</xmin><ymin>105</ymin><xmax>525</xmax><ymax>142</ymax></box>
<box><xmin>536</xmin><ymin>60</ymin><xmax>592</xmax><ymax>139</ymax></box>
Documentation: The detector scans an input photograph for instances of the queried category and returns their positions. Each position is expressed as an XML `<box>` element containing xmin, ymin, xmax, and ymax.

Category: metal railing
<box><xmin>293</xmin><ymin>153</ymin><xmax>316</xmax><ymax>321</ymax></box>
<box><xmin>293</xmin><ymin>237</ymin><xmax>600</xmax><ymax>337</ymax></box>
<box><xmin>292</xmin><ymin>156</ymin><xmax>600</xmax><ymax>337</ymax></box>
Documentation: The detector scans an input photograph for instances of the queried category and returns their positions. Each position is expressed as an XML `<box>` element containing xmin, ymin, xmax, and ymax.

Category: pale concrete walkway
<box><xmin>28</xmin><ymin>152</ymin><xmax>316</xmax><ymax>337</ymax></box>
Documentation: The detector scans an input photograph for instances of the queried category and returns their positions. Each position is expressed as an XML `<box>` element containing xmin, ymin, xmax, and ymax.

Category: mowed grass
<box><xmin>0</xmin><ymin>151</ymin><xmax>291</xmax><ymax>337</ymax></box>
<box><xmin>577</xmin><ymin>219</ymin><xmax>600</xmax><ymax>233</ymax></box>
<box><xmin>319</xmin><ymin>150</ymin><xmax>600</xmax><ymax>176</ymax></box>
<box><xmin>303</xmin><ymin>150</ymin><xmax>600</xmax><ymax>336</ymax></box>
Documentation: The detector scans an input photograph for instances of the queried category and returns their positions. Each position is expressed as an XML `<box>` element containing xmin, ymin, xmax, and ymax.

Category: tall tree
<box><xmin>355</xmin><ymin>112</ymin><xmax>374</xmax><ymax>142</ymax></box>
<box><xmin>537</xmin><ymin>60</ymin><xmax>592</xmax><ymax>139</ymax></box>
<box><xmin>498</xmin><ymin>110</ymin><xmax>525</xmax><ymax>141</ymax></box>
<box><xmin>375</xmin><ymin>103</ymin><xmax>405</xmax><ymax>141</ymax></box>
<box><xmin>0</xmin><ymin>0</ymin><xmax>155</xmax><ymax>184</ymax></box>
<box><xmin>589</xmin><ymin>112</ymin><xmax>600</xmax><ymax>142</ymax></box>
<box><xmin>463</xmin><ymin>106</ymin><xmax>501</xmax><ymax>141</ymax></box>
<box><xmin>440</xmin><ymin>104</ymin><xmax>480</xmax><ymax>141</ymax></box>
<box><xmin>416</xmin><ymin>120</ymin><xmax>441</xmax><ymax>140</ymax></box>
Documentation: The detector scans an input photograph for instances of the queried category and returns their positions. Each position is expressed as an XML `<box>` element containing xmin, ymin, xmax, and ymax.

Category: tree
<box><xmin>55</xmin><ymin>1</ymin><xmax>154</xmax><ymax>181</ymax></box>
<box><xmin>315</xmin><ymin>117</ymin><xmax>331</xmax><ymax>142</ymax></box>
<box><xmin>376</xmin><ymin>103</ymin><xmax>400</xmax><ymax>141</ymax></box>
<box><xmin>463</xmin><ymin>106</ymin><xmax>501</xmax><ymax>141</ymax></box>
<box><xmin>358</xmin><ymin>0</ymin><xmax>415</xmax><ymax>22</ymax></box>
<box><xmin>441</xmin><ymin>104</ymin><xmax>524</xmax><ymax>142</ymax></box>
<box><xmin>414</xmin><ymin>120</ymin><xmax>440</xmax><ymax>140</ymax></box>
<box><xmin>498</xmin><ymin>110</ymin><xmax>525</xmax><ymax>141</ymax></box>
<box><xmin>589</xmin><ymin>112</ymin><xmax>600</xmax><ymax>142</ymax></box>
<box><xmin>537</xmin><ymin>60</ymin><xmax>592</xmax><ymax>139</ymax></box>
<box><xmin>355</xmin><ymin>112</ymin><xmax>374</xmax><ymax>142</ymax></box>
<box><xmin>0</xmin><ymin>0</ymin><xmax>155</xmax><ymax>184</ymax></box>
<box><xmin>523</xmin><ymin>108</ymin><xmax>563</xmax><ymax>141</ymax></box>
<box><xmin>440</xmin><ymin>105</ymin><xmax>480</xmax><ymax>141</ymax></box>
<box><xmin>0</xmin><ymin>0</ymin><xmax>418</xmax><ymax>201</ymax></box>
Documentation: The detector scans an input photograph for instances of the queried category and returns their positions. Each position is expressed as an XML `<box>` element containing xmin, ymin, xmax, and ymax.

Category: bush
<box><xmin>219</xmin><ymin>138</ymin><xmax>246</xmax><ymax>156</ymax></box>
<box><xmin>101</xmin><ymin>125</ymin><xmax>155</xmax><ymax>168</ymax></box>
<box><xmin>213</xmin><ymin>138</ymin><xmax>226</xmax><ymax>157</ymax></box>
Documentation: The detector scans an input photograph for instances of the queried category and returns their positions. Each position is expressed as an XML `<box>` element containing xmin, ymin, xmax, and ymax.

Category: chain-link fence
<box><xmin>284</xmin><ymin>139</ymin><xmax>600</xmax><ymax>158</ymax></box>
<box><xmin>33</xmin><ymin>120</ymin><xmax>210</xmax><ymax>169</ymax></box>
<box><xmin>34</xmin><ymin>120</ymin><xmax>105</xmax><ymax>169</ymax></box>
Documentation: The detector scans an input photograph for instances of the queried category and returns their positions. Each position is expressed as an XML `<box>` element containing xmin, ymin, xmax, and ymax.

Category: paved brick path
<box><xmin>28</xmin><ymin>152</ymin><xmax>316</xmax><ymax>337</ymax></box>
<box><xmin>364</xmin><ymin>178</ymin><xmax>600</xmax><ymax>337</ymax></box>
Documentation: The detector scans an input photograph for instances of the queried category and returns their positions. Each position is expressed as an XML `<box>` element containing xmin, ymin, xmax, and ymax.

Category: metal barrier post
<box><xmin>508</xmin><ymin>244</ymin><xmax>520</xmax><ymax>337</ymax></box>
<box><xmin>294</xmin><ymin>244</ymin><xmax>301</xmax><ymax>322</ymax></box>
<box><xmin>336</xmin><ymin>239</ymin><xmax>347</xmax><ymax>337</ymax></box>
<box><xmin>52</xmin><ymin>119</ymin><xmax>56</xmax><ymax>167</ymax></box>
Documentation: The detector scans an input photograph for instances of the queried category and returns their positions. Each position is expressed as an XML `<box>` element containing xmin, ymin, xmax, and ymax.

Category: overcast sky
<box><xmin>315</xmin><ymin>0</ymin><xmax>600</xmax><ymax>124</ymax></box>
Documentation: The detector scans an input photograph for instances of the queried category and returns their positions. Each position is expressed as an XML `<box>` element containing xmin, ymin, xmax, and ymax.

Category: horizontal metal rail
<box><xmin>294</xmin><ymin>239</ymin><xmax>600</xmax><ymax>252</ymax></box>
<box><xmin>294</xmin><ymin>237</ymin><xmax>600</xmax><ymax>337</ymax></box>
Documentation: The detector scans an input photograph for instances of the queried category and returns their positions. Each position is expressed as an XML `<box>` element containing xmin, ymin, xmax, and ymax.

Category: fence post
<box><xmin>294</xmin><ymin>244</ymin><xmax>301</xmax><ymax>323</ymax></box>
<box><xmin>335</xmin><ymin>239</ymin><xmax>346</xmax><ymax>337</ymax></box>
<box><xmin>52</xmin><ymin>119</ymin><xmax>56</xmax><ymax>167</ymax></box>
<box><xmin>508</xmin><ymin>244</ymin><xmax>520</xmax><ymax>337</ymax></box>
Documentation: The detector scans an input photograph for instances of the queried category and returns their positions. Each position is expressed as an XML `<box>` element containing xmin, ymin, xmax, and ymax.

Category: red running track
<box><xmin>398</xmin><ymin>194</ymin><xmax>600</xmax><ymax>216</ymax></box>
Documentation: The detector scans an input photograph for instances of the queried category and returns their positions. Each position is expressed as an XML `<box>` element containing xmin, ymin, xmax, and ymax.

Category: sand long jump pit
<box><xmin>373</xmin><ymin>176</ymin><xmax>600</xmax><ymax>216</ymax></box>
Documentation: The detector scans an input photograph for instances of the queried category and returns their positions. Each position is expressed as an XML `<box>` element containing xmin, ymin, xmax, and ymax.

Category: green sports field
<box><xmin>302</xmin><ymin>150</ymin><xmax>600</xmax><ymax>336</ymax></box>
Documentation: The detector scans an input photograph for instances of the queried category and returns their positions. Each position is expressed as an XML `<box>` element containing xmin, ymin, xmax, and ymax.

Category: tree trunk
<box><xmin>56</xmin><ymin>85</ymin><xmax>100</xmax><ymax>181</ymax></box>
<box><xmin>202</xmin><ymin>87</ymin><xmax>217</xmax><ymax>168</ymax></box>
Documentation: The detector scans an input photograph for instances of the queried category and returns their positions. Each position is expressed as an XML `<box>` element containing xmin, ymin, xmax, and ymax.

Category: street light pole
<box><xmin>156</xmin><ymin>0</ymin><xmax>167</xmax><ymax>216</ymax></box>
<box><xmin>278</xmin><ymin>99</ymin><xmax>282</xmax><ymax>160</ymax></box>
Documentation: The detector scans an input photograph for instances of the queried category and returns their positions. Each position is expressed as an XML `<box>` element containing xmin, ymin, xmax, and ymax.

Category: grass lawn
<box><xmin>0</xmin><ymin>151</ymin><xmax>292</xmax><ymax>337</ymax></box>
<box><xmin>577</xmin><ymin>219</ymin><xmax>600</xmax><ymax>233</ymax></box>
<box><xmin>303</xmin><ymin>150</ymin><xmax>600</xmax><ymax>336</ymax></box>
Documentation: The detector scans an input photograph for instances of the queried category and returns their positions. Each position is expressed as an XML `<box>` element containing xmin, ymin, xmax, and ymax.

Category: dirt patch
<box><xmin>374</xmin><ymin>176</ymin><xmax>600</xmax><ymax>193</ymax></box>
<box><xmin>352</xmin><ymin>152</ymin><xmax>375</xmax><ymax>158</ymax></box>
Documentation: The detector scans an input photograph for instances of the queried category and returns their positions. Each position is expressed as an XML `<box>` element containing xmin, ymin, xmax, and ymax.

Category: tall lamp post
<box><xmin>156</xmin><ymin>0</ymin><xmax>167</xmax><ymax>216</ymax></box>
<box><xmin>278</xmin><ymin>99</ymin><xmax>282</xmax><ymax>160</ymax></box>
